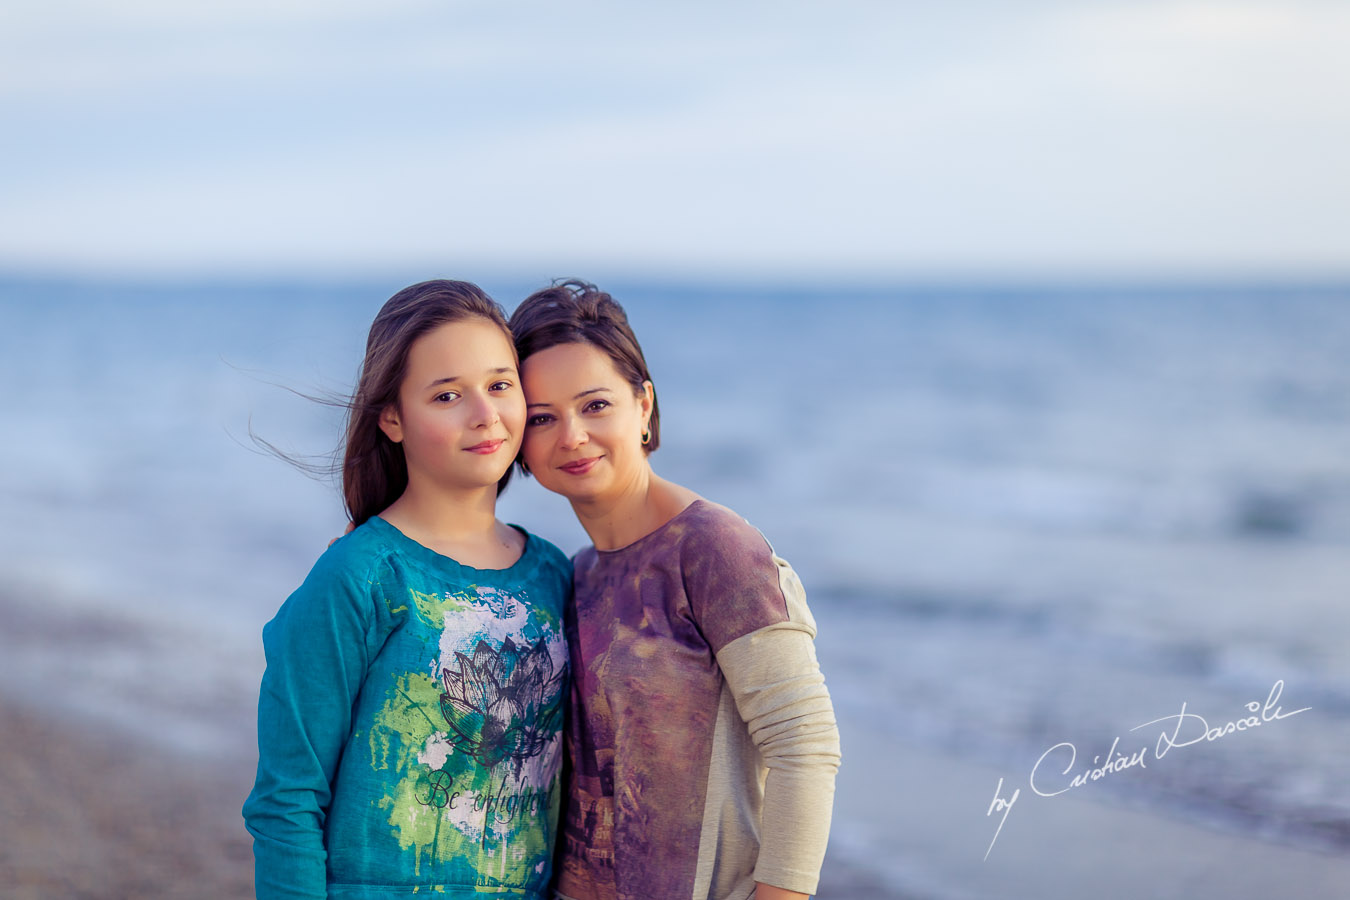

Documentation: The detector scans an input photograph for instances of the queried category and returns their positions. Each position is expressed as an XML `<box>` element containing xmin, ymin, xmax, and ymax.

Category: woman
<box><xmin>511</xmin><ymin>281</ymin><xmax>841</xmax><ymax>900</ymax></box>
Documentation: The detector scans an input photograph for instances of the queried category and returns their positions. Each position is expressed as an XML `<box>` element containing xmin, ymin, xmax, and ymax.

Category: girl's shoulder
<box><xmin>302</xmin><ymin>516</ymin><xmax>401</xmax><ymax>587</ymax></box>
<box><xmin>271</xmin><ymin>519</ymin><xmax>401</xmax><ymax>629</ymax></box>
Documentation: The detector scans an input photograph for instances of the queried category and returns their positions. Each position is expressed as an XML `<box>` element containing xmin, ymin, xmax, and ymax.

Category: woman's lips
<box><xmin>464</xmin><ymin>439</ymin><xmax>505</xmax><ymax>454</ymax></box>
<box><xmin>559</xmin><ymin>456</ymin><xmax>601</xmax><ymax>475</ymax></box>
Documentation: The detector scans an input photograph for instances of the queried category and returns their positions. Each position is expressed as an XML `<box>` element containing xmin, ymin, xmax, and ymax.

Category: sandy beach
<box><xmin>1</xmin><ymin>563</ymin><xmax>1347</xmax><ymax>900</ymax></box>
<box><xmin>0</xmin><ymin>688</ymin><xmax>898</xmax><ymax>899</ymax></box>
<box><xmin>0</xmin><ymin>696</ymin><xmax>255</xmax><ymax>900</ymax></box>
<box><xmin>7</xmin><ymin>686</ymin><xmax>1350</xmax><ymax>900</ymax></box>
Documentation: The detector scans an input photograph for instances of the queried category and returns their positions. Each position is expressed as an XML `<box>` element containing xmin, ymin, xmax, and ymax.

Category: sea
<box><xmin>2</xmin><ymin>275</ymin><xmax>1348</xmax><ymax>892</ymax></box>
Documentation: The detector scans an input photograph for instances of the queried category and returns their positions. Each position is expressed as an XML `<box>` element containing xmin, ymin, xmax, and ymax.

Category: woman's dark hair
<box><xmin>510</xmin><ymin>280</ymin><xmax>660</xmax><ymax>472</ymax></box>
<box><xmin>344</xmin><ymin>279</ymin><xmax>516</xmax><ymax>526</ymax></box>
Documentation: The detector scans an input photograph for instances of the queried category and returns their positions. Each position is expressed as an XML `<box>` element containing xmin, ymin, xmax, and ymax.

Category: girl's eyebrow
<box><xmin>424</xmin><ymin>367</ymin><xmax>515</xmax><ymax>390</ymax></box>
<box><xmin>527</xmin><ymin>387</ymin><xmax>610</xmax><ymax>410</ymax></box>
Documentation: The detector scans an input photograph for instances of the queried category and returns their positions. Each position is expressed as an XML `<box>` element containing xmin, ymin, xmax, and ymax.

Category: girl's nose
<box><xmin>471</xmin><ymin>393</ymin><xmax>500</xmax><ymax>428</ymax></box>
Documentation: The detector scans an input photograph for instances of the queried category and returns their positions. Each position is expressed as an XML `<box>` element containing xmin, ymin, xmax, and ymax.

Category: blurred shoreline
<box><xmin>3</xmin><ymin>566</ymin><xmax>1348</xmax><ymax>897</ymax></box>
<box><xmin>823</xmin><ymin>708</ymin><xmax>1350</xmax><ymax>900</ymax></box>
<box><xmin>0</xmin><ymin>692</ymin><xmax>255</xmax><ymax>900</ymax></box>
<box><xmin>0</xmin><ymin>583</ymin><xmax>901</xmax><ymax>899</ymax></box>
<box><xmin>5</xmin><ymin>658</ymin><xmax>1350</xmax><ymax>900</ymax></box>
<box><xmin>0</xmin><ymin>699</ymin><xmax>904</xmax><ymax>900</ymax></box>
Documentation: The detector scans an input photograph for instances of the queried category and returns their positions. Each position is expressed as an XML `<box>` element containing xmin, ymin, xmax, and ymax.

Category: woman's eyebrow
<box><xmin>526</xmin><ymin>387</ymin><xmax>610</xmax><ymax>410</ymax></box>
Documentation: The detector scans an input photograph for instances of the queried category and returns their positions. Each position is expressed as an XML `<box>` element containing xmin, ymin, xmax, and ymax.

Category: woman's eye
<box><xmin>526</xmin><ymin>414</ymin><xmax>554</xmax><ymax>427</ymax></box>
<box><xmin>584</xmin><ymin>399</ymin><xmax>610</xmax><ymax>413</ymax></box>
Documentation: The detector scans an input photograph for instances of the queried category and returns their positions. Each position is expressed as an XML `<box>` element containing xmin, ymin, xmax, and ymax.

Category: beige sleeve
<box><xmin>714</xmin><ymin>557</ymin><xmax>842</xmax><ymax>895</ymax></box>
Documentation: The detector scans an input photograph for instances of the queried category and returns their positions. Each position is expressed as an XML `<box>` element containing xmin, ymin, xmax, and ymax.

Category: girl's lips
<box><xmin>559</xmin><ymin>456</ymin><xmax>601</xmax><ymax>475</ymax></box>
<box><xmin>464</xmin><ymin>440</ymin><xmax>505</xmax><ymax>454</ymax></box>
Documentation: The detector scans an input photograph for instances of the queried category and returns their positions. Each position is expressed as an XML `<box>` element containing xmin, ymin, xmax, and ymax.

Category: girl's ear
<box><xmin>378</xmin><ymin>405</ymin><xmax>404</xmax><ymax>443</ymax></box>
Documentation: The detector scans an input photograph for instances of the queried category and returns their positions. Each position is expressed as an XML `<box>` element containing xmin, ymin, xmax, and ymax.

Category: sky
<box><xmin>2</xmin><ymin>0</ymin><xmax>1349</xmax><ymax>281</ymax></box>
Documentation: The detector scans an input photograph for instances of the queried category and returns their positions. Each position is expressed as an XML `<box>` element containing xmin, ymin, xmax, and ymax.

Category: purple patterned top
<box><xmin>556</xmin><ymin>500</ymin><xmax>840</xmax><ymax>900</ymax></box>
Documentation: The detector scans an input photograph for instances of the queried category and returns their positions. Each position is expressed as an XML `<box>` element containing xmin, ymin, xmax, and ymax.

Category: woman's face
<box><xmin>378</xmin><ymin>318</ymin><xmax>525</xmax><ymax>495</ymax></box>
<box><xmin>520</xmin><ymin>341</ymin><xmax>653</xmax><ymax>505</ymax></box>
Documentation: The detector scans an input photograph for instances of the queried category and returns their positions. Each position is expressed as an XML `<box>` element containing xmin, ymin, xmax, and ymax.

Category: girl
<box><xmin>510</xmin><ymin>282</ymin><xmax>841</xmax><ymax>900</ymax></box>
<box><xmin>243</xmin><ymin>281</ymin><xmax>572</xmax><ymax>900</ymax></box>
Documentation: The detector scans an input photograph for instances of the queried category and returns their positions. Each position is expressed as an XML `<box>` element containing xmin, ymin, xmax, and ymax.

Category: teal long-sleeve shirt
<box><xmin>242</xmin><ymin>517</ymin><xmax>571</xmax><ymax>899</ymax></box>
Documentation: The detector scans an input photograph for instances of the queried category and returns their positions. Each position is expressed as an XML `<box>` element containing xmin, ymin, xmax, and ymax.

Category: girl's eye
<box><xmin>526</xmin><ymin>414</ymin><xmax>554</xmax><ymax>427</ymax></box>
<box><xmin>434</xmin><ymin>391</ymin><xmax>459</xmax><ymax>403</ymax></box>
<box><xmin>490</xmin><ymin>381</ymin><xmax>514</xmax><ymax>392</ymax></box>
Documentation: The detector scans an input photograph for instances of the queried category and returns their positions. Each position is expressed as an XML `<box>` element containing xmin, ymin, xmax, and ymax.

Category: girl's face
<box><xmin>520</xmin><ymin>342</ymin><xmax>653</xmax><ymax>505</ymax></box>
<box><xmin>379</xmin><ymin>318</ymin><xmax>525</xmax><ymax>495</ymax></box>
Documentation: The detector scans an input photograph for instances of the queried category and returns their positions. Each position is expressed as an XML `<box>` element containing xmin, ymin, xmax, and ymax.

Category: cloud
<box><xmin>1</xmin><ymin>1</ymin><xmax>1347</xmax><ymax>276</ymax></box>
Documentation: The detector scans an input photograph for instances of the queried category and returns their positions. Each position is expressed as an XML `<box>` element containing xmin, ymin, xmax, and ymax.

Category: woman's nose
<box><xmin>559</xmin><ymin>415</ymin><xmax>588</xmax><ymax>449</ymax></box>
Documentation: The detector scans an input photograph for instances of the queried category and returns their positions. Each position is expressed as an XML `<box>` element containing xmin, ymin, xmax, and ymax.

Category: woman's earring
<box><xmin>641</xmin><ymin>428</ymin><xmax>652</xmax><ymax>445</ymax></box>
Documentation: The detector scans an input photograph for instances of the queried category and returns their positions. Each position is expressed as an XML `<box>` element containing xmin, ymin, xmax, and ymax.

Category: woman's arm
<box><xmin>719</xmin><ymin>615</ymin><xmax>842</xmax><ymax>896</ymax></box>
<box><xmin>682</xmin><ymin>509</ymin><xmax>842</xmax><ymax>897</ymax></box>
<box><xmin>712</xmin><ymin>551</ymin><xmax>841</xmax><ymax>897</ymax></box>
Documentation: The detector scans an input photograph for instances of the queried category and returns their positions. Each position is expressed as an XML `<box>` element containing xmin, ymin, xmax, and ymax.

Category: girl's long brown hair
<box><xmin>343</xmin><ymin>280</ymin><xmax>516</xmax><ymax>526</ymax></box>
